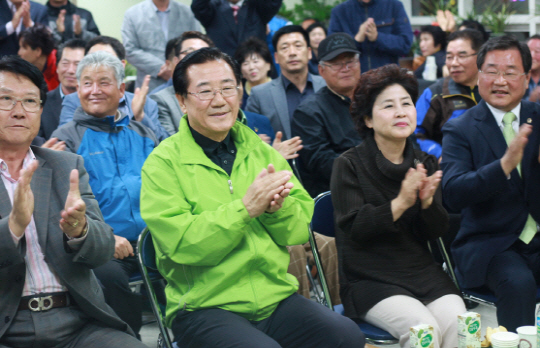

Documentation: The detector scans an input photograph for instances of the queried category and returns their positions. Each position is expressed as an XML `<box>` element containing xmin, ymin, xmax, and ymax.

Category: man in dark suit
<box><xmin>39</xmin><ymin>38</ymin><xmax>85</xmax><ymax>141</ymax></box>
<box><xmin>191</xmin><ymin>0</ymin><xmax>281</xmax><ymax>57</ymax></box>
<box><xmin>0</xmin><ymin>57</ymin><xmax>147</xmax><ymax>347</ymax></box>
<box><xmin>0</xmin><ymin>0</ymin><xmax>48</xmax><ymax>57</ymax></box>
<box><xmin>441</xmin><ymin>35</ymin><xmax>540</xmax><ymax>332</ymax></box>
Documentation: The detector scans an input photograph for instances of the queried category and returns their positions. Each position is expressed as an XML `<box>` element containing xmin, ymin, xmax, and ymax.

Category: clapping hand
<box><xmin>417</xmin><ymin>164</ymin><xmax>442</xmax><ymax>209</ymax></box>
<box><xmin>132</xmin><ymin>75</ymin><xmax>150</xmax><ymax>122</ymax></box>
<box><xmin>365</xmin><ymin>18</ymin><xmax>378</xmax><ymax>42</ymax></box>
<box><xmin>59</xmin><ymin>169</ymin><xmax>87</xmax><ymax>238</ymax></box>
<box><xmin>272</xmin><ymin>131</ymin><xmax>303</xmax><ymax>160</ymax></box>
<box><xmin>242</xmin><ymin>164</ymin><xmax>293</xmax><ymax>218</ymax></box>
<box><xmin>264</xmin><ymin>164</ymin><xmax>294</xmax><ymax>213</ymax></box>
<box><xmin>8</xmin><ymin>160</ymin><xmax>38</xmax><ymax>238</ymax></box>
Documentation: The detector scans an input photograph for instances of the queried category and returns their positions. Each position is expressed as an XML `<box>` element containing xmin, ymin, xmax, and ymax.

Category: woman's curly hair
<box><xmin>350</xmin><ymin>64</ymin><xmax>418</xmax><ymax>138</ymax></box>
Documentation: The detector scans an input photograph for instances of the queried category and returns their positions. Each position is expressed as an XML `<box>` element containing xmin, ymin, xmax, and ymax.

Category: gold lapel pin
<box><xmin>527</xmin><ymin>118</ymin><xmax>532</xmax><ymax>123</ymax></box>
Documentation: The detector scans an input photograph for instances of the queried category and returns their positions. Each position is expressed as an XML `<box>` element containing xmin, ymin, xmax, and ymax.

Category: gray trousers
<box><xmin>0</xmin><ymin>305</ymin><xmax>147</xmax><ymax>348</ymax></box>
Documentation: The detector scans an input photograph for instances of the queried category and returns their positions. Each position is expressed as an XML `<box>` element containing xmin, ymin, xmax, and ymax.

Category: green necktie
<box><xmin>502</xmin><ymin>112</ymin><xmax>538</xmax><ymax>244</ymax></box>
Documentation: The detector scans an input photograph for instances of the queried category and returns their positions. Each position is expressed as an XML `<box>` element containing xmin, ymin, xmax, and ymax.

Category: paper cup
<box><xmin>517</xmin><ymin>326</ymin><xmax>536</xmax><ymax>348</ymax></box>
<box><xmin>492</xmin><ymin>332</ymin><xmax>519</xmax><ymax>348</ymax></box>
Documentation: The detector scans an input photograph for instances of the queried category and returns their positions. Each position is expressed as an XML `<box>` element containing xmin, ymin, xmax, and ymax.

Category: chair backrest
<box><xmin>137</xmin><ymin>227</ymin><xmax>173</xmax><ymax>348</ymax></box>
<box><xmin>310</xmin><ymin>191</ymin><xmax>335</xmax><ymax>237</ymax></box>
<box><xmin>141</xmin><ymin>227</ymin><xmax>158</xmax><ymax>271</ymax></box>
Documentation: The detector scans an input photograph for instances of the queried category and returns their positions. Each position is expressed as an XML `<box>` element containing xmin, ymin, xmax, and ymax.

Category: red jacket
<box><xmin>43</xmin><ymin>49</ymin><xmax>59</xmax><ymax>91</ymax></box>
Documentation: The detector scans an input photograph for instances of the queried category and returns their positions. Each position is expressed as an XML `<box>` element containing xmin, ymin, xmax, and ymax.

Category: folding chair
<box><xmin>433</xmin><ymin>222</ymin><xmax>540</xmax><ymax>309</ymax></box>
<box><xmin>137</xmin><ymin>227</ymin><xmax>174</xmax><ymax>348</ymax></box>
<box><xmin>309</xmin><ymin>191</ymin><xmax>398</xmax><ymax>344</ymax></box>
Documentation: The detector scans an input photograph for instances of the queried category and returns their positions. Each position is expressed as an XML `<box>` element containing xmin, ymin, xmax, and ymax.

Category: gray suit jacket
<box><xmin>0</xmin><ymin>147</ymin><xmax>130</xmax><ymax>338</ymax></box>
<box><xmin>150</xmin><ymin>85</ymin><xmax>182</xmax><ymax>135</ymax></box>
<box><xmin>121</xmin><ymin>0</ymin><xmax>201</xmax><ymax>91</ymax></box>
<box><xmin>245</xmin><ymin>74</ymin><xmax>326</xmax><ymax>139</ymax></box>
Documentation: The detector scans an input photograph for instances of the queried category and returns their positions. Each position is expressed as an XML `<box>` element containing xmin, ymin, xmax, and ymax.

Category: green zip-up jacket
<box><xmin>140</xmin><ymin>116</ymin><xmax>314</xmax><ymax>327</ymax></box>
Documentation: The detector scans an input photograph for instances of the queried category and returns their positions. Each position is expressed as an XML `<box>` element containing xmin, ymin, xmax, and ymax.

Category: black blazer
<box><xmin>441</xmin><ymin>100</ymin><xmax>540</xmax><ymax>288</ymax></box>
<box><xmin>0</xmin><ymin>0</ymin><xmax>49</xmax><ymax>57</ymax></box>
<box><xmin>191</xmin><ymin>0</ymin><xmax>281</xmax><ymax>57</ymax></box>
<box><xmin>40</xmin><ymin>86</ymin><xmax>63</xmax><ymax>140</ymax></box>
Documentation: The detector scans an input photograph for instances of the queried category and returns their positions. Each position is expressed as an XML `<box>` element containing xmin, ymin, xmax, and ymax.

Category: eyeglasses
<box><xmin>479</xmin><ymin>70</ymin><xmax>527</xmax><ymax>81</ymax></box>
<box><xmin>320</xmin><ymin>59</ymin><xmax>360</xmax><ymax>72</ymax></box>
<box><xmin>187</xmin><ymin>86</ymin><xmax>240</xmax><ymax>100</ymax></box>
<box><xmin>446</xmin><ymin>53</ymin><xmax>477</xmax><ymax>63</ymax></box>
<box><xmin>0</xmin><ymin>95</ymin><xmax>42</xmax><ymax>113</ymax></box>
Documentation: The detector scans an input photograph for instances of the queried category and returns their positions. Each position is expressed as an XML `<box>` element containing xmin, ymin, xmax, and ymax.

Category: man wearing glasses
<box><xmin>0</xmin><ymin>56</ymin><xmax>146</xmax><ymax>347</ymax></box>
<box><xmin>140</xmin><ymin>47</ymin><xmax>365</xmax><ymax>348</ymax></box>
<box><xmin>441</xmin><ymin>35</ymin><xmax>540</xmax><ymax>332</ymax></box>
<box><xmin>292</xmin><ymin>33</ymin><xmax>362</xmax><ymax>199</ymax></box>
<box><xmin>415</xmin><ymin>29</ymin><xmax>485</xmax><ymax>158</ymax></box>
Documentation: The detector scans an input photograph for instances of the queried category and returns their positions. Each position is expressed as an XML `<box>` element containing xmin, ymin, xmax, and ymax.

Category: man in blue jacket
<box><xmin>328</xmin><ymin>0</ymin><xmax>413</xmax><ymax>73</ymax></box>
<box><xmin>58</xmin><ymin>36</ymin><xmax>169</xmax><ymax>140</ymax></box>
<box><xmin>52</xmin><ymin>51</ymin><xmax>158</xmax><ymax>337</ymax></box>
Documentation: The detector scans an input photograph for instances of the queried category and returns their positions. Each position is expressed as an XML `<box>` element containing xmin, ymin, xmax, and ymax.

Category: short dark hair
<box><xmin>306</xmin><ymin>22</ymin><xmax>327</xmax><ymax>36</ymax></box>
<box><xmin>528</xmin><ymin>34</ymin><xmax>540</xmax><ymax>43</ymax></box>
<box><xmin>173</xmin><ymin>47</ymin><xmax>241</xmax><ymax>97</ymax></box>
<box><xmin>476</xmin><ymin>35</ymin><xmax>532</xmax><ymax>74</ymax></box>
<box><xmin>447</xmin><ymin>29</ymin><xmax>485</xmax><ymax>52</ymax></box>
<box><xmin>272</xmin><ymin>25</ymin><xmax>310</xmax><ymax>50</ymax></box>
<box><xmin>56</xmin><ymin>38</ymin><xmax>86</xmax><ymax>63</ymax></box>
<box><xmin>85</xmin><ymin>36</ymin><xmax>126</xmax><ymax>60</ymax></box>
<box><xmin>350</xmin><ymin>64</ymin><xmax>418</xmax><ymax>138</ymax></box>
<box><xmin>420</xmin><ymin>25</ymin><xmax>446</xmax><ymax>51</ymax></box>
<box><xmin>460</xmin><ymin>20</ymin><xmax>489</xmax><ymax>43</ymax></box>
<box><xmin>234</xmin><ymin>37</ymin><xmax>276</xmax><ymax>78</ymax></box>
<box><xmin>166</xmin><ymin>32</ymin><xmax>215</xmax><ymax>60</ymax></box>
<box><xmin>19</xmin><ymin>24</ymin><xmax>56</xmax><ymax>57</ymax></box>
<box><xmin>0</xmin><ymin>56</ymin><xmax>48</xmax><ymax>106</ymax></box>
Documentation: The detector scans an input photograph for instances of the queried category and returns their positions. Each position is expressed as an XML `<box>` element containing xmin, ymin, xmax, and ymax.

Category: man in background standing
<box><xmin>122</xmin><ymin>0</ymin><xmax>201</xmax><ymax>91</ymax></box>
<box><xmin>45</xmin><ymin>0</ymin><xmax>100</xmax><ymax>44</ymax></box>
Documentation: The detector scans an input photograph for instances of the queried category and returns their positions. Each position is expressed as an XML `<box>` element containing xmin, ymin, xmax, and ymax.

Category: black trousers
<box><xmin>485</xmin><ymin>234</ymin><xmax>540</xmax><ymax>332</ymax></box>
<box><xmin>171</xmin><ymin>293</ymin><xmax>365</xmax><ymax>348</ymax></box>
<box><xmin>93</xmin><ymin>244</ymin><xmax>142</xmax><ymax>336</ymax></box>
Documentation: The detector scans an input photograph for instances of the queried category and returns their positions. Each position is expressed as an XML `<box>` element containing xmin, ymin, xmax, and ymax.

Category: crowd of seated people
<box><xmin>1</xmin><ymin>0</ymin><xmax>540</xmax><ymax>347</ymax></box>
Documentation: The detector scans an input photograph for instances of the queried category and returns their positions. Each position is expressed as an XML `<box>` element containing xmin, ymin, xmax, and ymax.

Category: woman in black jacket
<box><xmin>330</xmin><ymin>64</ymin><xmax>465</xmax><ymax>348</ymax></box>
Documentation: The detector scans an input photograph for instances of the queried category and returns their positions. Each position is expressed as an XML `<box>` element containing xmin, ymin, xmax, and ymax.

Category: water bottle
<box><xmin>536</xmin><ymin>305</ymin><xmax>540</xmax><ymax>348</ymax></box>
<box><xmin>422</xmin><ymin>56</ymin><xmax>437</xmax><ymax>81</ymax></box>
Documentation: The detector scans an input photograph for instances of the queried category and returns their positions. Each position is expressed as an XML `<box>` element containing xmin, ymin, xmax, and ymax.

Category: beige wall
<box><xmin>33</xmin><ymin>0</ymin><xmax>299</xmax><ymax>41</ymax></box>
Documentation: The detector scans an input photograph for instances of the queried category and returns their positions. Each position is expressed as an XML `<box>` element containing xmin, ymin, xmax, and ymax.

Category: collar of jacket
<box><xmin>444</xmin><ymin>76</ymin><xmax>475</xmax><ymax>96</ymax></box>
<box><xmin>47</xmin><ymin>1</ymin><xmax>76</xmax><ymax>16</ymax></box>
<box><xmin>176</xmin><ymin>114</ymin><xmax>261</xmax><ymax>169</ymax></box>
<box><xmin>357</xmin><ymin>0</ymin><xmax>376</xmax><ymax>7</ymax></box>
<box><xmin>73</xmin><ymin>106</ymin><xmax>130</xmax><ymax>133</ymax></box>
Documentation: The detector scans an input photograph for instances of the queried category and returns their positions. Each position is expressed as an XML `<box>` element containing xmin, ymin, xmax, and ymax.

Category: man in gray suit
<box><xmin>246</xmin><ymin>25</ymin><xmax>326</xmax><ymax>140</ymax></box>
<box><xmin>122</xmin><ymin>0</ymin><xmax>201</xmax><ymax>91</ymax></box>
<box><xmin>0</xmin><ymin>57</ymin><xmax>146</xmax><ymax>347</ymax></box>
<box><xmin>151</xmin><ymin>31</ymin><xmax>213</xmax><ymax>135</ymax></box>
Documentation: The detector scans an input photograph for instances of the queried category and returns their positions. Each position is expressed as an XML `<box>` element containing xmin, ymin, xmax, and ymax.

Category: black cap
<box><xmin>317</xmin><ymin>33</ymin><xmax>359</xmax><ymax>62</ymax></box>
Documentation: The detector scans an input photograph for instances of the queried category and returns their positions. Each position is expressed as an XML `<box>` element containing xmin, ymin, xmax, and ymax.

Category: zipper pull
<box><xmin>228</xmin><ymin>180</ymin><xmax>233</xmax><ymax>194</ymax></box>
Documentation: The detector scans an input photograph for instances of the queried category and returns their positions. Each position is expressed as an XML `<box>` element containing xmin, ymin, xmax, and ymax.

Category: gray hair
<box><xmin>76</xmin><ymin>51</ymin><xmax>125</xmax><ymax>88</ymax></box>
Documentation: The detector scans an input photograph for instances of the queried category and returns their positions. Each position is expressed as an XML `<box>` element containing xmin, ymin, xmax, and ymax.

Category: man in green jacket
<box><xmin>140</xmin><ymin>47</ymin><xmax>364</xmax><ymax>347</ymax></box>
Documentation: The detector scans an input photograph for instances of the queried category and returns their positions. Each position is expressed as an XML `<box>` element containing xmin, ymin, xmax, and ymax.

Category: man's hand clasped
<box><xmin>242</xmin><ymin>164</ymin><xmax>294</xmax><ymax>218</ymax></box>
